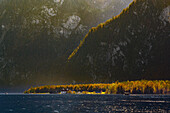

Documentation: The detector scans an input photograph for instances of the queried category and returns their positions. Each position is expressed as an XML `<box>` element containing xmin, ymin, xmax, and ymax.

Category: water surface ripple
<box><xmin>0</xmin><ymin>94</ymin><xmax>169</xmax><ymax>113</ymax></box>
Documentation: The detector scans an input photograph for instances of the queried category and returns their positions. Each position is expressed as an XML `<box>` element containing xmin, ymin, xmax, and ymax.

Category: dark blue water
<box><xmin>0</xmin><ymin>94</ymin><xmax>170</xmax><ymax>113</ymax></box>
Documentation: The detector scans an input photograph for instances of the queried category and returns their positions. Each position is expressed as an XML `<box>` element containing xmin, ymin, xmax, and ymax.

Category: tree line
<box><xmin>24</xmin><ymin>80</ymin><xmax>170</xmax><ymax>94</ymax></box>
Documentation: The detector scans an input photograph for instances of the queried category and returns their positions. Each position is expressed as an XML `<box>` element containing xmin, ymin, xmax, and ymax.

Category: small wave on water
<box><xmin>46</xmin><ymin>105</ymin><xmax>51</xmax><ymax>108</ymax></box>
<box><xmin>54</xmin><ymin>110</ymin><xmax>59</xmax><ymax>113</ymax></box>
<box><xmin>8</xmin><ymin>109</ymin><xmax>13</xmax><ymax>112</ymax></box>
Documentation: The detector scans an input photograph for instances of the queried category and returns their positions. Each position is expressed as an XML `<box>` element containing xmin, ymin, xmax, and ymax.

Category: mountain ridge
<box><xmin>67</xmin><ymin>0</ymin><xmax>170</xmax><ymax>82</ymax></box>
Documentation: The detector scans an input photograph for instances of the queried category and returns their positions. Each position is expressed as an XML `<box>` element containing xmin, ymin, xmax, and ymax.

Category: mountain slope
<box><xmin>68</xmin><ymin>0</ymin><xmax>170</xmax><ymax>82</ymax></box>
<box><xmin>0</xmin><ymin>0</ymin><xmax>132</xmax><ymax>86</ymax></box>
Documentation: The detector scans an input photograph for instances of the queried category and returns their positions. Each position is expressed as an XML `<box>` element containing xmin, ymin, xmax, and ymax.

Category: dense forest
<box><xmin>0</xmin><ymin>0</ymin><xmax>132</xmax><ymax>86</ymax></box>
<box><xmin>25</xmin><ymin>80</ymin><xmax>170</xmax><ymax>94</ymax></box>
<box><xmin>67</xmin><ymin>0</ymin><xmax>170</xmax><ymax>82</ymax></box>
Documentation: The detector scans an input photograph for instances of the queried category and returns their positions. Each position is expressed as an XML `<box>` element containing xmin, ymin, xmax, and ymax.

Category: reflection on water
<box><xmin>0</xmin><ymin>94</ymin><xmax>169</xmax><ymax>113</ymax></box>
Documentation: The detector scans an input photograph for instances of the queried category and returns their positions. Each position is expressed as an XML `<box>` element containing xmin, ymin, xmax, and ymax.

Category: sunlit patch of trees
<box><xmin>24</xmin><ymin>80</ymin><xmax>170</xmax><ymax>94</ymax></box>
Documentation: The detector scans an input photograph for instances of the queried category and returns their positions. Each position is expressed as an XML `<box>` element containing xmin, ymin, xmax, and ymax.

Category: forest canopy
<box><xmin>25</xmin><ymin>80</ymin><xmax>170</xmax><ymax>94</ymax></box>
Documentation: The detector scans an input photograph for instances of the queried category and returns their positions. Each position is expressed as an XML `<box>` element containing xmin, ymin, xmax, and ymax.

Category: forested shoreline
<box><xmin>24</xmin><ymin>80</ymin><xmax>170</xmax><ymax>94</ymax></box>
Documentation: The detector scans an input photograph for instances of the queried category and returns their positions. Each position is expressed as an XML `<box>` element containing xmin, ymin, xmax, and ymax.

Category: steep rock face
<box><xmin>0</xmin><ymin>0</ymin><xmax>132</xmax><ymax>86</ymax></box>
<box><xmin>68</xmin><ymin>0</ymin><xmax>170</xmax><ymax>82</ymax></box>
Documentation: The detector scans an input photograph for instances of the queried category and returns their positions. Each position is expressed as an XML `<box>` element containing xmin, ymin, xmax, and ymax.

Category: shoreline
<box><xmin>24</xmin><ymin>80</ymin><xmax>170</xmax><ymax>95</ymax></box>
<box><xmin>2</xmin><ymin>93</ymin><xmax>170</xmax><ymax>96</ymax></box>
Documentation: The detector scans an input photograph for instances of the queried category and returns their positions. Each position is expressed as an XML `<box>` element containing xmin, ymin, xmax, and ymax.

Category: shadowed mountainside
<box><xmin>67</xmin><ymin>0</ymin><xmax>170</xmax><ymax>82</ymax></box>
<box><xmin>0</xmin><ymin>0</ymin><xmax>132</xmax><ymax>86</ymax></box>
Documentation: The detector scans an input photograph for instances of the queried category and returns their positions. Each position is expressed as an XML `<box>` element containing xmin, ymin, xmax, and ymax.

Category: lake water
<box><xmin>0</xmin><ymin>94</ymin><xmax>170</xmax><ymax>113</ymax></box>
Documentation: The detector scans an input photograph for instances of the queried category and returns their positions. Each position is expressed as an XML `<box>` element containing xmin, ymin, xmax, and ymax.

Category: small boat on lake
<box><xmin>60</xmin><ymin>88</ymin><xmax>69</xmax><ymax>94</ymax></box>
<box><xmin>124</xmin><ymin>92</ymin><xmax>130</xmax><ymax>95</ymax></box>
